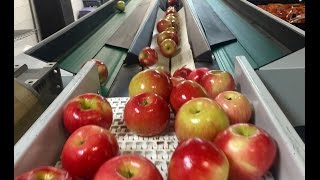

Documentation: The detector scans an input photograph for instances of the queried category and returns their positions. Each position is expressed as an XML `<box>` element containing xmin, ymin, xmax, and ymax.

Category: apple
<box><xmin>61</xmin><ymin>125</ymin><xmax>119</xmax><ymax>178</ymax></box>
<box><xmin>175</xmin><ymin>97</ymin><xmax>229</xmax><ymax>142</ymax></box>
<box><xmin>138</xmin><ymin>47</ymin><xmax>158</xmax><ymax>67</ymax></box>
<box><xmin>169</xmin><ymin>76</ymin><xmax>185</xmax><ymax>87</ymax></box>
<box><xmin>63</xmin><ymin>93</ymin><xmax>113</xmax><ymax>134</ymax></box>
<box><xmin>94</xmin><ymin>154</ymin><xmax>163</xmax><ymax>180</ymax></box>
<box><xmin>168</xmin><ymin>138</ymin><xmax>229</xmax><ymax>180</ymax></box>
<box><xmin>166</xmin><ymin>6</ymin><xmax>177</xmax><ymax>16</ymax></box>
<box><xmin>165</xmin><ymin>26</ymin><xmax>178</xmax><ymax>34</ymax></box>
<box><xmin>15</xmin><ymin>166</ymin><xmax>72</xmax><ymax>180</ymax></box>
<box><xmin>172</xmin><ymin>66</ymin><xmax>192</xmax><ymax>79</ymax></box>
<box><xmin>128</xmin><ymin>69</ymin><xmax>172</xmax><ymax>101</ymax></box>
<box><xmin>116</xmin><ymin>0</ymin><xmax>125</xmax><ymax>12</ymax></box>
<box><xmin>124</xmin><ymin>92</ymin><xmax>170</xmax><ymax>136</ymax></box>
<box><xmin>159</xmin><ymin>38</ymin><xmax>177</xmax><ymax>58</ymax></box>
<box><xmin>167</xmin><ymin>0</ymin><xmax>177</xmax><ymax>6</ymax></box>
<box><xmin>187</xmin><ymin>67</ymin><xmax>209</xmax><ymax>84</ymax></box>
<box><xmin>156</xmin><ymin>19</ymin><xmax>172</xmax><ymax>33</ymax></box>
<box><xmin>215</xmin><ymin>91</ymin><xmax>252</xmax><ymax>124</ymax></box>
<box><xmin>201</xmin><ymin>70</ymin><xmax>236</xmax><ymax>99</ymax></box>
<box><xmin>90</xmin><ymin>59</ymin><xmax>108</xmax><ymax>86</ymax></box>
<box><xmin>170</xmin><ymin>80</ymin><xmax>208</xmax><ymax>113</ymax></box>
<box><xmin>155</xmin><ymin>65</ymin><xmax>171</xmax><ymax>79</ymax></box>
<box><xmin>157</xmin><ymin>31</ymin><xmax>179</xmax><ymax>47</ymax></box>
<box><xmin>214</xmin><ymin>123</ymin><xmax>277</xmax><ymax>180</ymax></box>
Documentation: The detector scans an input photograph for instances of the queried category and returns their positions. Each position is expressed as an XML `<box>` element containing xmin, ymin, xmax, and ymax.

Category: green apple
<box><xmin>116</xmin><ymin>1</ymin><xmax>125</xmax><ymax>12</ymax></box>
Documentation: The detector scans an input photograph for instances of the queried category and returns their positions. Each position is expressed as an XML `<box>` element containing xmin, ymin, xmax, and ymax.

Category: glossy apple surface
<box><xmin>170</xmin><ymin>80</ymin><xmax>208</xmax><ymax>113</ymax></box>
<box><xmin>15</xmin><ymin>166</ymin><xmax>72</xmax><ymax>180</ymax></box>
<box><xmin>201</xmin><ymin>70</ymin><xmax>236</xmax><ymax>99</ymax></box>
<box><xmin>63</xmin><ymin>93</ymin><xmax>113</xmax><ymax>134</ymax></box>
<box><xmin>172</xmin><ymin>66</ymin><xmax>192</xmax><ymax>79</ymax></box>
<box><xmin>128</xmin><ymin>69</ymin><xmax>172</xmax><ymax>101</ymax></box>
<box><xmin>124</xmin><ymin>93</ymin><xmax>170</xmax><ymax>136</ymax></box>
<box><xmin>155</xmin><ymin>65</ymin><xmax>171</xmax><ymax>79</ymax></box>
<box><xmin>156</xmin><ymin>19</ymin><xmax>172</xmax><ymax>33</ymax></box>
<box><xmin>167</xmin><ymin>0</ymin><xmax>177</xmax><ymax>6</ymax></box>
<box><xmin>139</xmin><ymin>47</ymin><xmax>158</xmax><ymax>67</ymax></box>
<box><xmin>157</xmin><ymin>31</ymin><xmax>179</xmax><ymax>46</ymax></box>
<box><xmin>159</xmin><ymin>39</ymin><xmax>177</xmax><ymax>58</ymax></box>
<box><xmin>169</xmin><ymin>76</ymin><xmax>185</xmax><ymax>87</ymax></box>
<box><xmin>168</xmin><ymin>138</ymin><xmax>229</xmax><ymax>180</ymax></box>
<box><xmin>91</xmin><ymin>59</ymin><xmax>108</xmax><ymax>86</ymax></box>
<box><xmin>214</xmin><ymin>123</ymin><xmax>277</xmax><ymax>180</ymax></box>
<box><xmin>61</xmin><ymin>125</ymin><xmax>119</xmax><ymax>178</ymax></box>
<box><xmin>175</xmin><ymin>97</ymin><xmax>229</xmax><ymax>142</ymax></box>
<box><xmin>187</xmin><ymin>67</ymin><xmax>209</xmax><ymax>84</ymax></box>
<box><xmin>215</xmin><ymin>91</ymin><xmax>252</xmax><ymax>124</ymax></box>
<box><xmin>116</xmin><ymin>0</ymin><xmax>125</xmax><ymax>12</ymax></box>
<box><xmin>166</xmin><ymin>6</ymin><xmax>177</xmax><ymax>16</ymax></box>
<box><xmin>94</xmin><ymin>154</ymin><xmax>163</xmax><ymax>180</ymax></box>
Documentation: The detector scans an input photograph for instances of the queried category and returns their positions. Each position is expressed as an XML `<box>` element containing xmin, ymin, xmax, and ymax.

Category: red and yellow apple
<box><xmin>201</xmin><ymin>70</ymin><xmax>236</xmax><ymax>99</ymax></box>
<box><xmin>215</xmin><ymin>91</ymin><xmax>252</xmax><ymax>124</ymax></box>
<box><xmin>174</xmin><ymin>97</ymin><xmax>229</xmax><ymax>142</ymax></box>
<box><xmin>159</xmin><ymin>38</ymin><xmax>177</xmax><ymax>58</ymax></box>
<box><xmin>61</xmin><ymin>125</ymin><xmax>119</xmax><ymax>178</ymax></box>
<box><xmin>124</xmin><ymin>93</ymin><xmax>170</xmax><ymax>136</ymax></box>
<box><xmin>15</xmin><ymin>166</ymin><xmax>72</xmax><ymax>180</ymax></box>
<box><xmin>63</xmin><ymin>93</ymin><xmax>113</xmax><ymax>134</ymax></box>
<box><xmin>157</xmin><ymin>31</ymin><xmax>179</xmax><ymax>47</ymax></box>
<box><xmin>168</xmin><ymin>138</ymin><xmax>229</xmax><ymax>180</ymax></box>
<box><xmin>187</xmin><ymin>67</ymin><xmax>209</xmax><ymax>84</ymax></box>
<box><xmin>214</xmin><ymin>123</ymin><xmax>277</xmax><ymax>180</ymax></box>
<box><xmin>172</xmin><ymin>66</ymin><xmax>192</xmax><ymax>79</ymax></box>
<box><xmin>91</xmin><ymin>59</ymin><xmax>108</xmax><ymax>86</ymax></box>
<box><xmin>156</xmin><ymin>19</ymin><xmax>172</xmax><ymax>33</ymax></box>
<box><xmin>138</xmin><ymin>47</ymin><xmax>158</xmax><ymax>67</ymax></box>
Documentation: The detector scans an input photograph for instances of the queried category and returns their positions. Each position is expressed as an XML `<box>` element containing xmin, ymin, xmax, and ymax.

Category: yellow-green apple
<box><xmin>167</xmin><ymin>0</ymin><xmax>177</xmax><ymax>6</ymax></box>
<box><xmin>165</xmin><ymin>15</ymin><xmax>179</xmax><ymax>31</ymax></box>
<box><xmin>160</xmin><ymin>39</ymin><xmax>177</xmax><ymax>58</ymax></box>
<box><xmin>94</xmin><ymin>154</ymin><xmax>163</xmax><ymax>180</ymax></box>
<box><xmin>175</xmin><ymin>97</ymin><xmax>229</xmax><ymax>142</ymax></box>
<box><xmin>168</xmin><ymin>138</ymin><xmax>229</xmax><ymax>180</ymax></box>
<box><xmin>15</xmin><ymin>166</ymin><xmax>72</xmax><ymax>180</ymax></box>
<box><xmin>61</xmin><ymin>125</ymin><xmax>119</xmax><ymax>178</ymax></box>
<box><xmin>139</xmin><ymin>47</ymin><xmax>158</xmax><ymax>67</ymax></box>
<box><xmin>63</xmin><ymin>93</ymin><xmax>113</xmax><ymax>134</ymax></box>
<box><xmin>91</xmin><ymin>59</ymin><xmax>108</xmax><ymax>86</ymax></box>
<box><xmin>172</xmin><ymin>66</ymin><xmax>192</xmax><ymax>79</ymax></box>
<box><xmin>156</xmin><ymin>19</ymin><xmax>172</xmax><ymax>33</ymax></box>
<box><xmin>157</xmin><ymin>31</ymin><xmax>179</xmax><ymax>46</ymax></box>
<box><xmin>214</xmin><ymin>123</ymin><xmax>277</xmax><ymax>180</ymax></box>
<box><xmin>215</xmin><ymin>91</ymin><xmax>252</xmax><ymax>124</ymax></box>
<box><xmin>165</xmin><ymin>26</ymin><xmax>178</xmax><ymax>34</ymax></box>
<box><xmin>170</xmin><ymin>80</ymin><xmax>208</xmax><ymax>113</ymax></box>
<box><xmin>116</xmin><ymin>0</ymin><xmax>125</xmax><ymax>12</ymax></box>
<box><xmin>128</xmin><ymin>69</ymin><xmax>172</xmax><ymax>101</ymax></box>
<box><xmin>187</xmin><ymin>67</ymin><xmax>209</xmax><ymax>84</ymax></box>
<box><xmin>201</xmin><ymin>70</ymin><xmax>236</xmax><ymax>99</ymax></box>
<box><xmin>124</xmin><ymin>93</ymin><xmax>170</xmax><ymax>136</ymax></box>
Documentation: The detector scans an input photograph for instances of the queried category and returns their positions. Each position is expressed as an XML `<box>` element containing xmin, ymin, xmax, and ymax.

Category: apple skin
<box><xmin>63</xmin><ymin>93</ymin><xmax>113</xmax><ymax>134</ymax></box>
<box><xmin>214</xmin><ymin>123</ymin><xmax>277</xmax><ymax>180</ymax></box>
<box><xmin>156</xmin><ymin>19</ymin><xmax>172</xmax><ymax>33</ymax></box>
<box><xmin>201</xmin><ymin>70</ymin><xmax>236</xmax><ymax>99</ymax></box>
<box><xmin>155</xmin><ymin>65</ymin><xmax>171</xmax><ymax>79</ymax></box>
<box><xmin>164</xmin><ymin>26</ymin><xmax>178</xmax><ymax>35</ymax></box>
<box><xmin>139</xmin><ymin>47</ymin><xmax>158</xmax><ymax>67</ymax></box>
<box><xmin>187</xmin><ymin>67</ymin><xmax>209</xmax><ymax>84</ymax></box>
<box><xmin>128</xmin><ymin>69</ymin><xmax>172</xmax><ymax>102</ymax></box>
<box><xmin>91</xmin><ymin>59</ymin><xmax>108</xmax><ymax>86</ymax></box>
<box><xmin>166</xmin><ymin>6</ymin><xmax>177</xmax><ymax>16</ymax></box>
<box><xmin>159</xmin><ymin>38</ymin><xmax>177</xmax><ymax>58</ymax></box>
<box><xmin>93</xmin><ymin>154</ymin><xmax>163</xmax><ymax>180</ymax></box>
<box><xmin>15</xmin><ymin>166</ymin><xmax>72</xmax><ymax>180</ymax></box>
<box><xmin>168</xmin><ymin>138</ymin><xmax>229</xmax><ymax>180</ymax></box>
<box><xmin>116</xmin><ymin>0</ymin><xmax>125</xmax><ymax>12</ymax></box>
<box><xmin>157</xmin><ymin>31</ymin><xmax>179</xmax><ymax>47</ymax></box>
<box><xmin>170</xmin><ymin>80</ymin><xmax>208</xmax><ymax>113</ymax></box>
<box><xmin>169</xmin><ymin>76</ymin><xmax>185</xmax><ymax>87</ymax></box>
<box><xmin>175</xmin><ymin>97</ymin><xmax>229</xmax><ymax>142</ymax></box>
<box><xmin>215</xmin><ymin>91</ymin><xmax>252</xmax><ymax>124</ymax></box>
<box><xmin>61</xmin><ymin>125</ymin><xmax>119</xmax><ymax>178</ymax></box>
<box><xmin>167</xmin><ymin>0</ymin><xmax>177</xmax><ymax>6</ymax></box>
<box><xmin>172</xmin><ymin>66</ymin><xmax>192</xmax><ymax>79</ymax></box>
<box><xmin>124</xmin><ymin>93</ymin><xmax>170</xmax><ymax>136</ymax></box>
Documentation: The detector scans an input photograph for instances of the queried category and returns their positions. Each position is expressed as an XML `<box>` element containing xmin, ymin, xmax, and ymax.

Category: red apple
<box><xmin>175</xmin><ymin>97</ymin><xmax>229</xmax><ymax>142</ymax></box>
<box><xmin>167</xmin><ymin>0</ymin><xmax>177</xmax><ymax>6</ymax></box>
<box><xmin>214</xmin><ymin>123</ymin><xmax>277</xmax><ymax>180</ymax></box>
<box><xmin>94</xmin><ymin>154</ymin><xmax>163</xmax><ymax>180</ymax></box>
<box><xmin>61</xmin><ymin>125</ymin><xmax>119</xmax><ymax>178</ymax></box>
<box><xmin>63</xmin><ymin>93</ymin><xmax>113</xmax><ymax>134</ymax></box>
<box><xmin>172</xmin><ymin>66</ymin><xmax>192</xmax><ymax>79</ymax></box>
<box><xmin>160</xmin><ymin>39</ymin><xmax>177</xmax><ymax>58</ymax></box>
<box><xmin>15</xmin><ymin>166</ymin><xmax>72</xmax><ymax>180</ymax></box>
<box><xmin>138</xmin><ymin>47</ymin><xmax>158</xmax><ymax>67</ymax></box>
<box><xmin>157</xmin><ymin>31</ymin><xmax>179</xmax><ymax>46</ymax></box>
<box><xmin>124</xmin><ymin>93</ymin><xmax>170</xmax><ymax>136</ymax></box>
<box><xmin>169</xmin><ymin>76</ymin><xmax>185</xmax><ymax>87</ymax></box>
<box><xmin>215</xmin><ymin>91</ymin><xmax>252</xmax><ymax>124</ymax></box>
<box><xmin>170</xmin><ymin>80</ymin><xmax>208</xmax><ymax>113</ymax></box>
<box><xmin>187</xmin><ymin>67</ymin><xmax>209</xmax><ymax>84</ymax></box>
<box><xmin>91</xmin><ymin>59</ymin><xmax>108</xmax><ymax>86</ymax></box>
<box><xmin>201</xmin><ymin>70</ymin><xmax>236</xmax><ymax>99</ymax></box>
<box><xmin>168</xmin><ymin>138</ymin><xmax>229</xmax><ymax>180</ymax></box>
<box><xmin>128</xmin><ymin>69</ymin><xmax>172</xmax><ymax>101</ymax></box>
<box><xmin>156</xmin><ymin>19</ymin><xmax>172</xmax><ymax>33</ymax></box>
